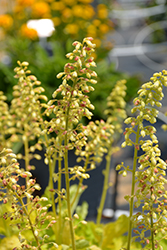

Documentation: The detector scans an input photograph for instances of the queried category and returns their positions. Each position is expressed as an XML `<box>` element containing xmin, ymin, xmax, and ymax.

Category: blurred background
<box><xmin>0</xmin><ymin>0</ymin><xmax>167</xmax><ymax>219</ymax></box>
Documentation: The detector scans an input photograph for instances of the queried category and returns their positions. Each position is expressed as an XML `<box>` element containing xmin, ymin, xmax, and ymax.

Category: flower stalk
<box><xmin>118</xmin><ymin>70</ymin><xmax>167</xmax><ymax>249</ymax></box>
<box><xmin>97</xmin><ymin>79</ymin><xmax>127</xmax><ymax>224</ymax></box>
<box><xmin>127</xmin><ymin>125</ymin><xmax>140</xmax><ymax>249</ymax></box>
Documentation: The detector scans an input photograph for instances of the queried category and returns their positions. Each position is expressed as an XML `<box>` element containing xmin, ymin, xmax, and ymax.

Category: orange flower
<box><xmin>51</xmin><ymin>1</ymin><xmax>65</xmax><ymax>11</ymax></box>
<box><xmin>97</xmin><ymin>4</ymin><xmax>108</xmax><ymax>19</ymax></box>
<box><xmin>0</xmin><ymin>14</ymin><xmax>13</xmax><ymax>29</ymax></box>
<box><xmin>16</xmin><ymin>0</ymin><xmax>35</xmax><ymax>7</ymax></box>
<box><xmin>32</xmin><ymin>1</ymin><xmax>50</xmax><ymax>18</ymax></box>
<box><xmin>65</xmin><ymin>23</ymin><xmax>79</xmax><ymax>35</ymax></box>
<box><xmin>20</xmin><ymin>24</ymin><xmax>38</xmax><ymax>40</ymax></box>
<box><xmin>78</xmin><ymin>0</ymin><xmax>93</xmax><ymax>3</ymax></box>
<box><xmin>99</xmin><ymin>23</ymin><xmax>109</xmax><ymax>34</ymax></box>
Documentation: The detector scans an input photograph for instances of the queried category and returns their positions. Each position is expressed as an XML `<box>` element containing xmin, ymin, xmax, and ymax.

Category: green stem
<box><xmin>64</xmin><ymin>139</ymin><xmax>76</xmax><ymax>250</ymax></box>
<box><xmin>24</xmin><ymin>135</ymin><xmax>29</xmax><ymax>173</ymax></box>
<box><xmin>41</xmin><ymin>123</ymin><xmax>57</xmax><ymax>222</ymax></box>
<box><xmin>58</xmin><ymin>152</ymin><xmax>62</xmax><ymax>244</ymax></box>
<box><xmin>41</xmin><ymin>125</ymin><xmax>57</xmax><ymax>240</ymax></box>
<box><xmin>97</xmin><ymin>148</ymin><xmax>112</xmax><ymax>225</ymax></box>
<box><xmin>71</xmin><ymin>156</ymin><xmax>89</xmax><ymax>208</ymax></box>
<box><xmin>151</xmin><ymin>215</ymin><xmax>155</xmax><ymax>250</ymax></box>
<box><xmin>127</xmin><ymin>125</ymin><xmax>140</xmax><ymax>250</ymax></box>
<box><xmin>48</xmin><ymin>157</ymin><xmax>57</xmax><ymax>218</ymax></box>
<box><xmin>13</xmin><ymin>189</ymin><xmax>42</xmax><ymax>250</ymax></box>
<box><xmin>150</xmin><ymin>192</ymin><xmax>155</xmax><ymax>250</ymax></box>
<box><xmin>23</xmin><ymin>132</ymin><xmax>30</xmax><ymax>210</ymax></box>
<box><xmin>63</xmin><ymin>83</ymin><xmax>76</xmax><ymax>250</ymax></box>
<box><xmin>50</xmin><ymin>154</ymin><xmax>58</xmax><ymax>242</ymax></box>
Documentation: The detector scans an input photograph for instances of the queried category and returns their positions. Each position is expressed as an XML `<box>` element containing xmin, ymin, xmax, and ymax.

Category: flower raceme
<box><xmin>75</xmin><ymin>120</ymin><xmax>114</xmax><ymax>169</ymax></box>
<box><xmin>117</xmin><ymin>70</ymin><xmax>167</xmax><ymax>249</ymax></box>
<box><xmin>10</xmin><ymin>61</ymin><xmax>47</xmax><ymax>166</ymax></box>
<box><xmin>42</xmin><ymin>38</ymin><xmax>98</xmax><ymax>156</ymax></box>
<box><xmin>42</xmin><ymin>37</ymin><xmax>114</xmax><ymax>188</ymax></box>
<box><xmin>105</xmin><ymin>79</ymin><xmax>127</xmax><ymax>133</ymax></box>
<box><xmin>0</xmin><ymin>92</ymin><xmax>15</xmax><ymax>151</ymax></box>
<box><xmin>0</xmin><ymin>148</ymin><xmax>56</xmax><ymax>250</ymax></box>
<box><xmin>121</xmin><ymin>71</ymin><xmax>167</xmax><ymax>150</ymax></box>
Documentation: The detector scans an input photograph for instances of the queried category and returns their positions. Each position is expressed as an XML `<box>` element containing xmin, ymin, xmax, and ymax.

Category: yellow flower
<box><xmin>62</xmin><ymin>7</ymin><xmax>72</xmax><ymax>21</ymax></box>
<box><xmin>93</xmin><ymin>19</ymin><xmax>101</xmax><ymax>26</ymax></box>
<box><xmin>52</xmin><ymin>17</ymin><xmax>61</xmax><ymax>26</ymax></box>
<box><xmin>83</xmin><ymin>5</ymin><xmax>95</xmax><ymax>19</ymax></box>
<box><xmin>65</xmin><ymin>23</ymin><xmax>79</xmax><ymax>35</ymax></box>
<box><xmin>99</xmin><ymin>23</ymin><xmax>109</xmax><ymax>34</ymax></box>
<box><xmin>97</xmin><ymin>4</ymin><xmax>108</xmax><ymax>19</ymax></box>
<box><xmin>72</xmin><ymin>5</ymin><xmax>83</xmax><ymax>17</ymax></box>
<box><xmin>93</xmin><ymin>38</ymin><xmax>101</xmax><ymax>48</ymax></box>
<box><xmin>0</xmin><ymin>14</ymin><xmax>13</xmax><ymax>29</ymax></box>
<box><xmin>16</xmin><ymin>0</ymin><xmax>35</xmax><ymax>7</ymax></box>
<box><xmin>87</xmin><ymin>24</ymin><xmax>96</xmax><ymax>37</ymax></box>
<box><xmin>78</xmin><ymin>0</ymin><xmax>93</xmax><ymax>3</ymax></box>
<box><xmin>91</xmin><ymin>52</ymin><xmax>97</xmax><ymax>60</ymax></box>
<box><xmin>20</xmin><ymin>24</ymin><xmax>38</xmax><ymax>40</ymax></box>
<box><xmin>51</xmin><ymin>1</ymin><xmax>65</xmax><ymax>11</ymax></box>
<box><xmin>32</xmin><ymin>1</ymin><xmax>50</xmax><ymax>18</ymax></box>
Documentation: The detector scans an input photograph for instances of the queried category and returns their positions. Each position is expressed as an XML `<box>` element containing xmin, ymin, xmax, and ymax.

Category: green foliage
<box><xmin>75</xmin><ymin>215</ymin><xmax>141</xmax><ymax>250</ymax></box>
<box><xmin>0</xmin><ymin>38</ymin><xmax>141</xmax><ymax>120</ymax></box>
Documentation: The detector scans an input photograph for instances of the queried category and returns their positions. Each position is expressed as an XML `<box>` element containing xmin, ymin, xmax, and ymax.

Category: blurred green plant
<box><xmin>0</xmin><ymin>0</ymin><xmax>141</xmax><ymax>119</ymax></box>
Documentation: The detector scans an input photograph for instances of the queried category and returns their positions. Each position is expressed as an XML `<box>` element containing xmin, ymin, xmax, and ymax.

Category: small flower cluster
<box><xmin>75</xmin><ymin>120</ymin><xmax>114</xmax><ymax>170</ymax></box>
<box><xmin>105</xmin><ymin>79</ymin><xmax>127</xmax><ymax>133</ymax></box>
<box><xmin>118</xmin><ymin>70</ymin><xmax>167</xmax><ymax>248</ymax></box>
<box><xmin>11</xmin><ymin>61</ymin><xmax>47</xmax><ymax>164</ymax></box>
<box><xmin>0</xmin><ymin>91</ymin><xmax>15</xmax><ymax>151</ymax></box>
<box><xmin>42</xmin><ymin>38</ymin><xmax>98</xmax><ymax>165</ymax></box>
<box><xmin>133</xmin><ymin>140</ymin><xmax>167</xmax><ymax>247</ymax></box>
<box><xmin>0</xmin><ymin>148</ymin><xmax>57</xmax><ymax>250</ymax></box>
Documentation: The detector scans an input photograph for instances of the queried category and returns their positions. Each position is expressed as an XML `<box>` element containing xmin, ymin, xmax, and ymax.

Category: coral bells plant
<box><xmin>0</xmin><ymin>37</ymin><xmax>117</xmax><ymax>250</ymax></box>
<box><xmin>117</xmin><ymin>71</ymin><xmax>167</xmax><ymax>249</ymax></box>
<box><xmin>1</xmin><ymin>36</ymin><xmax>167</xmax><ymax>250</ymax></box>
